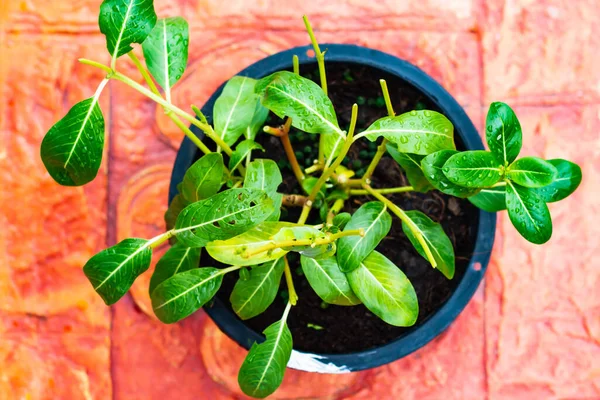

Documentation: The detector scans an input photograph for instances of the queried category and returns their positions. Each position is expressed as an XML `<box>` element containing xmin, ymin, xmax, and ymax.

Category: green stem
<box><xmin>349</xmin><ymin>186</ymin><xmax>414</xmax><ymax>196</ymax></box>
<box><xmin>80</xmin><ymin>58</ymin><xmax>235</xmax><ymax>156</ymax></box>
<box><xmin>283</xmin><ymin>256</ymin><xmax>298</xmax><ymax>306</ymax></box>
<box><xmin>148</xmin><ymin>230</ymin><xmax>175</xmax><ymax>249</ymax></box>
<box><xmin>293</xmin><ymin>55</ymin><xmax>300</xmax><ymax>75</ymax></box>
<box><xmin>244</xmin><ymin>229</ymin><xmax>364</xmax><ymax>258</ymax></box>
<box><xmin>326</xmin><ymin>198</ymin><xmax>345</xmax><ymax>225</ymax></box>
<box><xmin>362</xmin><ymin>184</ymin><xmax>437</xmax><ymax>268</ymax></box>
<box><xmin>298</xmin><ymin>104</ymin><xmax>358</xmax><ymax>224</ymax></box>
<box><xmin>362</xmin><ymin>79</ymin><xmax>395</xmax><ymax>183</ymax></box>
<box><xmin>303</xmin><ymin>15</ymin><xmax>327</xmax><ymax>166</ymax></box>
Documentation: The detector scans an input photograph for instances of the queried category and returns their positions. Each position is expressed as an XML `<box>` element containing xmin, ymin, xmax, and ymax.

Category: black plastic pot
<box><xmin>169</xmin><ymin>44</ymin><xmax>496</xmax><ymax>373</ymax></box>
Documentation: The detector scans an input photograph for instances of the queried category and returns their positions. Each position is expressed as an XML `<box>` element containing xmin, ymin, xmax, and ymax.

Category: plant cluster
<box><xmin>39</xmin><ymin>1</ymin><xmax>581</xmax><ymax>398</ymax></box>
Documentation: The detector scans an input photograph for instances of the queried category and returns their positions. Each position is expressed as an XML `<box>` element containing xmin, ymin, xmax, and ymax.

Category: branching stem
<box><xmin>283</xmin><ymin>256</ymin><xmax>298</xmax><ymax>305</ymax></box>
<box><xmin>349</xmin><ymin>186</ymin><xmax>414</xmax><ymax>196</ymax></box>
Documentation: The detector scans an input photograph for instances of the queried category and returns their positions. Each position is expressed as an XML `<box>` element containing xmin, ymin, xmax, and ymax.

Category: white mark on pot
<box><xmin>287</xmin><ymin>350</ymin><xmax>351</xmax><ymax>374</ymax></box>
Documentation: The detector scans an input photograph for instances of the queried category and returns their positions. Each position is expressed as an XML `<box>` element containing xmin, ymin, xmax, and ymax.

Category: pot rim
<box><xmin>169</xmin><ymin>44</ymin><xmax>496</xmax><ymax>373</ymax></box>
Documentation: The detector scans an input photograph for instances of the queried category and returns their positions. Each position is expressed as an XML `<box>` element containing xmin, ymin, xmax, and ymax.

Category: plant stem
<box><xmin>80</xmin><ymin>58</ymin><xmax>235</xmax><ymax>156</ymax></box>
<box><xmin>361</xmin><ymin>184</ymin><xmax>437</xmax><ymax>268</ymax></box>
<box><xmin>282</xmin><ymin>194</ymin><xmax>308</xmax><ymax>207</ymax></box>
<box><xmin>244</xmin><ymin>229</ymin><xmax>364</xmax><ymax>258</ymax></box>
<box><xmin>293</xmin><ymin>55</ymin><xmax>300</xmax><ymax>75</ymax></box>
<box><xmin>349</xmin><ymin>186</ymin><xmax>414</xmax><ymax>196</ymax></box>
<box><xmin>126</xmin><ymin>52</ymin><xmax>217</xmax><ymax>160</ymax></box>
<box><xmin>303</xmin><ymin>15</ymin><xmax>327</xmax><ymax>167</ymax></box>
<box><xmin>280</xmin><ymin>119</ymin><xmax>305</xmax><ymax>184</ymax></box>
<box><xmin>326</xmin><ymin>198</ymin><xmax>345</xmax><ymax>225</ymax></box>
<box><xmin>282</xmin><ymin>299</ymin><xmax>293</xmax><ymax>320</ymax></box>
<box><xmin>362</xmin><ymin>79</ymin><xmax>395</xmax><ymax>183</ymax></box>
<box><xmin>283</xmin><ymin>256</ymin><xmax>298</xmax><ymax>306</ymax></box>
<box><xmin>148</xmin><ymin>230</ymin><xmax>175</xmax><ymax>249</ymax></box>
<box><xmin>305</xmin><ymin>163</ymin><xmax>322</xmax><ymax>174</ymax></box>
<box><xmin>492</xmin><ymin>181</ymin><xmax>507</xmax><ymax>187</ymax></box>
<box><xmin>297</xmin><ymin>104</ymin><xmax>358</xmax><ymax>224</ymax></box>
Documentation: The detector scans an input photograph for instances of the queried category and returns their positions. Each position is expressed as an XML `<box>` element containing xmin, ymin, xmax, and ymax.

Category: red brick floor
<box><xmin>1</xmin><ymin>0</ymin><xmax>599</xmax><ymax>399</ymax></box>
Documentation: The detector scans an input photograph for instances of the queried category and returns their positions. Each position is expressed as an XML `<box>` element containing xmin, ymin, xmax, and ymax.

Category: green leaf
<box><xmin>535</xmin><ymin>159</ymin><xmax>582</xmax><ymax>202</ymax></box>
<box><xmin>99</xmin><ymin>0</ymin><xmax>157</xmax><ymax>60</ymax></box>
<box><xmin>181</xmin><ymin>153</ymin><xmax>224</xmax><ymax>203</ymax></box>
<box><xmin>506</xmin><ymin>181</ymin><xmax>552</xmax><ymax>244</ymax></box>
<box><xmin>214</xmin><ymin>76</ymin><xmax>260</xmax><ymax>147</ymax></box>
<box><xmin>486</xmin><ymin>102</ymin><xmax>522</xmax><ymax>165</ymax></box>
<box><xmin>151</xmin><ymin>267</ymin><xmax>224</xmax><ymax>323</ymax></box>
<box><xmin>337</xmin><ymin>202</ymin><xmax>392</xmax><ymax>272</ymax></box>
<box><xmin>386</xmin><ymin>144</ymin><xmax>433</xmax><ymax>192</ymax></box>
<box><xmin>332</xmin><ymin>212</ymin><xmax>351</xmax><ymax>230</ymax></box>
<box><xmin>272</xmin><ymin>226</ymin><xmax>335</xmax><ymax>259</ymax></box>
<box><xmin>401</xmin><ymin>211</ymin><xmax>455</xmax><ymax>278</ymax></box>
<box><xmin>245</xmin><ymin>100</ymin><xmax>270</xmax><ymax>141</ymax></box>
<box><xmin>421</xmin><ymin>150</ymin><xmax>481</xmax><ymax>198</ymax></box>
<box><xmin>362</xmin><ymin>110</ymin><xmax>455</xmax><ymax>155</ymax></box>
<box><xmin>507</xmin><ymin>156</ymin><xmax>558</xmax><ymax>188</ymax></box>
<box><xmin>165</xmin><ymin>193</ymin><xmax>189</xmax><ymax>230</ymax></box>
<box><xmin>40</xmin><ymin>96</ymin><xmax>105</xmax><ymax>186</ymax></box>
<box><xmin>238</xmin><ymin>318</ymin><xmax>293</xmax><ymax>399</ymax></box>
<box><xmin>244</xmin><ymin>159</ymin><xmax>283</xmax><ymax>197</ymax></box>
<box><xmin>174</xmin><ymin>188</ymin><xmax>274</xmax><ymax>248</ymax></box>
<box><xmin>206</xmin><ymin>222</ymin><xmax>295</xmax><ymax>266</ymax></box>
<box><xmin>266</xmin><ymin>193</ymin><xmax>283</xmax><ymax>222</ymax></box>
<box><xmin>229</xmin><ymin>140</ymin><xmax>264</xmax><ymax>172</ymax></box>
<box><xmin>300</xmin><ymin>256</ymin><xmax>360</xmax><ymax>306</ymax></box>
<box><xmin>230</xmin><ymin>258</ymin><xmax>285</xmax><ymax>320</ymax></box>
<box><xmin>149</xmin><ymin>243</ymin><xmax>201</xmax><ymax>294</ymax></box>
<box><xmin>443</xmin><ymin>150</ymin><xmax>503</xmax><ymax>188</ymax></box>
<box><xmin>346</xmin><ymin>251</ymin><xmax>418</xmax><ymax>327</ymax></box>
<box><xmin>468</xmin><ymin>186</ymin><xmax>507</xmax><ymax>212</ymax></box>
<box><xmin>83</xmin><ymin>238</ymin><xmax>152</xmax><ymax>305</ymax></box>
<box><xmin>141</xmin><ymin>17</ymin><xmax>189</xmax><ymax>93</ymax></box>
<box><xmin>255</xmin><ymin>71</ymin><xmax>345</xmax><ymax>163</ymax></box>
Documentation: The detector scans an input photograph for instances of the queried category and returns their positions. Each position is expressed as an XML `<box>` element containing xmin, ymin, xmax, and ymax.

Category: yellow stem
<box><xmin>298</xmin><ymin>104</ymin><xmax>358</xmax><ymax>224</ymax></box>
<box><xmin>283</xmin><ymin>256</ymin><xmax>298</xmax><ymax>306</ymax></box>
<box><xmin>326</xmin><ymin>198</ymin><xmax>345</xmax><ymax>225</ymax></box>
<box><xmin>362</xmin><ymin>79</ymin><xmax>395</xmax><ymax>182</ymax></box>
<box><xmin>361</xmin><ymin>184</ymin><xmax>437</xmax><ymax>268</ymax></box>
<box><xmin>350</xmin><ymin>186</ymin><xmax>414</xmax><ymax>196</ymax></box>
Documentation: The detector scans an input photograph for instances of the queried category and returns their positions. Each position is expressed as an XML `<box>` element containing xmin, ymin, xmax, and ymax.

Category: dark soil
<box><xmin>203</xmin><ymin>62</ymin><xmax>479</xmax><ymax>354</ymax></box>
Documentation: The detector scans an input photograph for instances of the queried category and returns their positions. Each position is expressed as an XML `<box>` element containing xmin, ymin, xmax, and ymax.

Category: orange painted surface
<box><xmin>1</xmin><ymin>0</ymin><xmax>599</xmax><ymax>399</ymax></box>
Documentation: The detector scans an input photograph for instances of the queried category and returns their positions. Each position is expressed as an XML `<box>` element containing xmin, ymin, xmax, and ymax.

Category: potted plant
<box><xmin>39</xmin><ymin>1</ymin><xmax>582</xmax><ymax>398</ymax></box>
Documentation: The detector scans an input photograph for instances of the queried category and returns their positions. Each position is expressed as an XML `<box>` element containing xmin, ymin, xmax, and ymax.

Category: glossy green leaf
<box><xmin>165</xmin><ymin>193</ymin><xmax>188</xmax><ymax>230</ymax></box>
<box><xmin>421</xmin><ymin>150</ymin><xmax>480</xmax><ymax>198</ymax></box>
<box><xmin>337</xmin><ymin>202</ymin><xmax>392</xmax><ymax>272</ymax></box>
<box><xmin>332</xmin><ymin>212</ymin><xmax>351</xmax><ymax>230</ymax></box>
<box><xmin>506</xmin><ymin>181</ymin><xmax>552</xmax><ymax>244</ymax></box>
<box><xmin>244</xmin><ymin>159</ymin><xmax>283</xmax><ymax>197</ymax></box>
<box><xmin>149</xmin><ymin>243</ymin><xmax>201</xmax><ymax>294</ymax></box>
<box><xmin>401</xmin><ymin>211</ymin><xmax>455</xmax><ymax>278</ymax></box>
<box><xmin>486</xmin><ymin>102</ymin><xmax>522</xmax><ymax>165</ymax></box>
<box><xmin>245</xmin><ymin>100</ymin><xmax>270</xmax><ymax>140</ymax></box>
<box><xmin>238</xmin><ymin>318</ymin><xmax>293</xmax><ymax>399</ymax></box>
<box><xmin>206</xmin><ymin>222</ymin><xmax>296</xmax><ymax>266</ymax></box>
<box><xmin>40</xmin><ymin>96</ymin><xmax>105</xmax><ymax>186</ymax></box>
<box><xmin>443</xmin><ymin>150</ymin><xmax>503</xmax><ymax>188</ymax></box>
<box><xmin>174</xmin><ymin>188</ymin><xmax>274</xmax><ymax>248</ymax></box>
<box><xmin>214</xmin><ymin>76</ymin><xmax>259</xmax><ymax>147</ymax></box>
<box><xmin>229</xmin><ymin>140</ymin><xmax>264</xmax><ymax>171</ymax></box>
<box><xmin>507</xmin><ymin>156</ymin><xmax>558</xmax><ymax>188</ymax></box>
<box><xmin>272</xmin><ymin>226</ymin><xmax>335</xmax><ymax>259</ymax></box>
<box><xmin>266</xmin><ymin>193</ymin><xmax>283</xmax><ymax>222</ymax></box>
<box><xmin>362</xmin><ymin>110</ymin><xmax>455</xmax><ymax>155</ymax></box>
<box><xmin>83</xmin><ymin>238</ymin><xmax>152</xmax><ymax>305</ymax></box>
<box><xmin>535</xmin><ymin>159</ymin><xmax>582</xmax><ymax>202</ymax></box>
<box><xmin>181</xmin><ymin>153</ymin><xmax>224</xmax><ymax>203</ymax></box>
<box><xmin>300</xmin><ymin>256</ymin><xmax>360</xmax><ymax>306</ymax></box>
<box><xmin>386</xmin><ymin>144</ymin><xmax>433</xmax><ymax>192</ymax></box>
<box><xmin>468</xmin><ymin>186</ymin><xmax>507</xmax><ymax>212</ymax></box>
<box><xmin>346</xmin><ymin>251</ymin><xmax>418</xmax><ymax>327</ymax></box>
<box><xmin>141</xmin><ymin>17</ymin><xmax>189</xmax><ymax>93</ymax></box>
<box><xmin>230</xmin><ymin>258</ymin><xmax>285</xmax><ymax>320</ymax></box>
<box><xmin>255</xmin><ymin>71</ymin><xmax>346</xmax><ymax>163</ymax></box>
<box><xmin>99</xmin><ymin>0</ymin><xmax>157</xmax><ymax>60</ymax></box>
<box><xmin>151</xmin><ymin>267</ymin><xmax>224</xmax><ymax>323</ymax></box>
